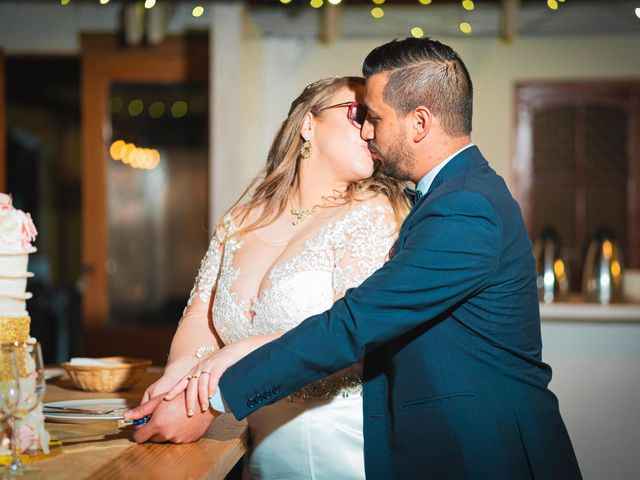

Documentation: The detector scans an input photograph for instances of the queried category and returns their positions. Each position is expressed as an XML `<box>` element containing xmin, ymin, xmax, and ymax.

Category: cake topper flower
<box><xmin>22</xmin><ymin>212</ymin><xmax>38</xmax><ymax>247</ymax></box>
<box><xmin>0</xmin><ymin>192</ymin><xmax>13</xmax><ymax>211</ymax></box>
<box><xmin>0</xmin><ymin>192</ymin><xmax>38</xmax><ymax>250</ymax></box>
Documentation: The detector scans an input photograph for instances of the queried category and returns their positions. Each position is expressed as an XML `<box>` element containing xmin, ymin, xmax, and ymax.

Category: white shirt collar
<box><xmin>416</xmin><ymin>143</ymin><xmax>475</xmax><ymax>194</ymax></box>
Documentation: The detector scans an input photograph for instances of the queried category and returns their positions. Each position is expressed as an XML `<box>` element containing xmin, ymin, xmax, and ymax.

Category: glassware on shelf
<box><xmin>533</xmin><ymin>227</ymin><xmax>571</xmax><ymax>303</ymax></box>
<box><xmin>582</xmin><ymin>229</ymin><xmax>625</xmax><ymax>305</ymax></box>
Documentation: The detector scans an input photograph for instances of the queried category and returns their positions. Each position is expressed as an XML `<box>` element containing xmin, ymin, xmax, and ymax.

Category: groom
<box><xmin>129</xmin><ymin>38</ymin><xmax>582</xmax><ymax>478</ymax></box>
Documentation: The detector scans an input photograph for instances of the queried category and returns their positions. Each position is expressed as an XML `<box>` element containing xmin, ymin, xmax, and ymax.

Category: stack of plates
<box><xmin>43</xmin><ymin>398</ymin><xmax>133</xmax><ymax>423</ymax></box>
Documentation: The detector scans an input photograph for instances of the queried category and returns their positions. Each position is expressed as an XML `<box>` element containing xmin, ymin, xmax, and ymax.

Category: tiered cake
<box><xmin>0</xmin><ymin>193</ymin><xmax>50</xmax><ymax>457</ymax></box>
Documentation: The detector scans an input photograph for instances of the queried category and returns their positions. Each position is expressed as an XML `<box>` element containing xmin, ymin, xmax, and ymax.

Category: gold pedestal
<box><xmin>0</xmin><ymin>316</ymin><xmax>31</xmax><ymax>377</ymax></box>
<box><xmin>0</xmin><ymin>316</ymin><xmax>30</xmax><ymax>344</ymax></box>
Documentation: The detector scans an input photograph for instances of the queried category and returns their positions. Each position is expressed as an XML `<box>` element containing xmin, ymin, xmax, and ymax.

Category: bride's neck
<box><xmin>292</xmin><ymin>159</ymin><xmax>348</xmax><ymax>209</ymax></box>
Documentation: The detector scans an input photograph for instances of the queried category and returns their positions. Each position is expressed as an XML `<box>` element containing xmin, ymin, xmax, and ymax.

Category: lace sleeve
<box><xmin>168</xmin><ymin>215</ymin><xmax>233</xmax><ymax>363</ymax></box>
<box><xmin>332</xmin><ymin>202</ymin><xmax>397</xmax><ymax>299</ymax></box>
<box><xmin>186</xmin><ymin>214</ymin><xmax>232</xmax><ymax>308</ymax></box>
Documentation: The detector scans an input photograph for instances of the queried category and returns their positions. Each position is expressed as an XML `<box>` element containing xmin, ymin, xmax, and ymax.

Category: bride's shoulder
<box><xmin>327</xmin><ymin>192</ymin><xmax>395</xmax><ymax>234</ymax></box>
<box><xmin>215</xmin><ymin>204</ymin><xmax>252</xmax><ymax>239</ymax></box>
<box><xmin>349</xmin><ymin>190</ymin><xmax>394</xmax><ymax>216</ymax></box>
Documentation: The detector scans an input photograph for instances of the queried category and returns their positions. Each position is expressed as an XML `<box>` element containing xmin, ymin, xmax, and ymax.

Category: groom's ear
<box><xmin>412</xmin><ymin>106</ymin><xmax>431</xmax><ymax>143</ymax></box>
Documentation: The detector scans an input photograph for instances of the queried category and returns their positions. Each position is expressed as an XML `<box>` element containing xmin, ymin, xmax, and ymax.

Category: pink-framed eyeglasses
<box><xmin>319</xmin><ymin>101</ymin><xmax>368</xmax><ymax>128</ymax></box>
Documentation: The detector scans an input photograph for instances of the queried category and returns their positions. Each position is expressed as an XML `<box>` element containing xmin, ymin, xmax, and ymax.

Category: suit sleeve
<box><xmin>219</xmin><ymin>190</ymin><xmax>503</xmax><ymax>419</ymax></box>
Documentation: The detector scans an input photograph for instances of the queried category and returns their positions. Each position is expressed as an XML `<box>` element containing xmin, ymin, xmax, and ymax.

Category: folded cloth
<box><xmin>68</xmin><ymin>357</ymin><xmax>122</xmax><ymax>366</ymax></box>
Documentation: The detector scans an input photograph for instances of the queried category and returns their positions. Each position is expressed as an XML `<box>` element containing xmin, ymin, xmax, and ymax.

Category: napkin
<box><xmin>68</xmin><ymin>357</ymin><xmax>123</xmax><ymax>366</ymax></box>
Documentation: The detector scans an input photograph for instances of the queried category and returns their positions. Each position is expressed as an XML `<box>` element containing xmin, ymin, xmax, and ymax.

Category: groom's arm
<box><xmin>219</xmin><ymin>190</ymin><xmax>503</xmax><ymax>420</ymax></box>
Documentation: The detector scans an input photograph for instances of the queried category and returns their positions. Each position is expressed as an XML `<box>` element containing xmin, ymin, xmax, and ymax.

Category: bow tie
<box><xmin>404</xmin><ymin>187</ymin><xmax>424</xmax><ymax>206</ymax></box>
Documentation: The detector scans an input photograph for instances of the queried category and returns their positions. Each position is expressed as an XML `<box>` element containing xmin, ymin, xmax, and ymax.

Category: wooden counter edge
<box><xmin>84</xmin><ymin>414</ymin><xmax>248</xmax><ymax>480</ymax></box>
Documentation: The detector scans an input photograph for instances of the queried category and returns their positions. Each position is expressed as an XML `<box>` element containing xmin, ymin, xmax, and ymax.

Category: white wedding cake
<box><xmin>0</xmin><ymin>192</ymin><xmax>50</xmax><ymax>457</ymax></box>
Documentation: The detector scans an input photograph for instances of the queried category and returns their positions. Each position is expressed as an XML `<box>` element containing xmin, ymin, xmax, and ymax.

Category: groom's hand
<box><xmin>130</xmin><ymin>392</ymin><xmax>217</xmax><ymax>444</ymax></box>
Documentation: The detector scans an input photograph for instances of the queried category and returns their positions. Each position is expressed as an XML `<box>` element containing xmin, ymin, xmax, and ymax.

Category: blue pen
<box><xmin>132</xmin><ymin>415</ymin><xmax>151</xmax><ymax>426</ymax></box>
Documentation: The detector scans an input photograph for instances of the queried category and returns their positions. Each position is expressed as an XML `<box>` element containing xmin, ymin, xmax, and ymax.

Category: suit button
<box><xmin>256</xmin><ymin>394</ymin><xmax>263</xmax><ymax>403</ymax></box>
<box><xmin>264</xmin><ymin>391</ymin><xmax>272</xmax><ymax>399</ymax></box>
<box><xmin>246</xmin><ymin>400</ymin><xmax>253</xmax><ymax>408</ymax></box>
<box><xmin>272</xmin><ymin>386</ymin><xmax>281</xmax><ymax>394</ymax></box>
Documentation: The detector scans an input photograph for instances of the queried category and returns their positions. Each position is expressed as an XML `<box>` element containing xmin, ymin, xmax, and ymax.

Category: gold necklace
<box><xmin>289</xmin><ymin>196</ymin><xmax>327</xmax><ymax>226</ymax></box>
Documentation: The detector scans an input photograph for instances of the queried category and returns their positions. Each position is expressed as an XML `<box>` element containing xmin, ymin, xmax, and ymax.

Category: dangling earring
<box><xmin>299</xmin><ymin>136</ymin><xmax>311</xmax><ymax>159</ymax></box>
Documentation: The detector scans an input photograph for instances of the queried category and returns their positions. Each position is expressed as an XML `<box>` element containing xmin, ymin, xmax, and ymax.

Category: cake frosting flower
<box><xmin>0</xmin><ymin>193</ymin><xmax>12</xmax><ymax>211</ymax></box>
<box><xmin>0</xmin><ymin>193</ymin><xmax>38</xmax><ymax>251</ymax></box>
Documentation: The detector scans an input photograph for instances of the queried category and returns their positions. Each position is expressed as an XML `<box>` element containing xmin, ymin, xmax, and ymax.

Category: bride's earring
<box><xmin>299</xmin><ymin>135</ymin><xmax>311</xmax><ymax>159</ymax></box>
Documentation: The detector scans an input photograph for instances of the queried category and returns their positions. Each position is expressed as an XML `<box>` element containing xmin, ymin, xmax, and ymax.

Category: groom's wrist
<box><xmin>208</xmin><ymin>389</ymin><xmax>227</xmax><ymax>413</ymax></box>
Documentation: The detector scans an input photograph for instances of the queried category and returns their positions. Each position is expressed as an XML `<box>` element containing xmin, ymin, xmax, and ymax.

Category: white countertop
<box><xmin>540</xmin><ymin>300</ymin><xmax>640</xmax><ymax>322</ymax></box>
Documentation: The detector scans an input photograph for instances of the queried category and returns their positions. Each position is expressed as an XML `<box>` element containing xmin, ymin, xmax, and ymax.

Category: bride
<box><xmin>140</xmin><ymin>76</ymin><xmax>408</xmax><ymax>478</ymax></box>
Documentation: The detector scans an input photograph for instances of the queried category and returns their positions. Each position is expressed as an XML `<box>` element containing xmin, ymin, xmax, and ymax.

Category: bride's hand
<box><xmin>141</xmin><ymin>357</ymin><xmax>197</xmax><ymax>403</ymax></box>
<box><xmin>164</xmin><ymin>335</ymin><xmax>275</xmax><ymax>416</ymax></box>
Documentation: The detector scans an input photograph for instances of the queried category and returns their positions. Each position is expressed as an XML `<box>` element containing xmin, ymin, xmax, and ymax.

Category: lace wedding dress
<box><xmin>187</xmin><ymin>199</ymin><xmax>396</xmax><ymax>479</ymax></box>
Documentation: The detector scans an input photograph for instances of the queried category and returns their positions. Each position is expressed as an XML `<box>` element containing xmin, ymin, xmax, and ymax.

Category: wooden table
<box><xmin>33</xmin><ymin>367</ymin><xmax>248</xmax><ymax>480</ymax></box>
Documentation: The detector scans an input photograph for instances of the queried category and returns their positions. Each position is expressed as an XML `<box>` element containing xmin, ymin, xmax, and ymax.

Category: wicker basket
<box><xmin>61</xmin><ymin>356</ymin><xmax>152</xmax><ymax>392</ymax></box>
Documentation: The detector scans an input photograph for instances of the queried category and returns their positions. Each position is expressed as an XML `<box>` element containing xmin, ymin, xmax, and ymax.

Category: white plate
<box><xmin>43</xmin><ymin>398</ymin><xmax>134</xmax><ymax>423</ymax></box>
<box><xmin>44</xmin><ymin>368</ymin><xmax>65</xmax><ymax>381</ymax></box>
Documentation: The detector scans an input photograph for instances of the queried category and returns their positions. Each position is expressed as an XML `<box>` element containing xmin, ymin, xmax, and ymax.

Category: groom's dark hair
<box><xmin>362</xmin><ymin>37</ymin><xmax>473</xmax><ymax>136</ymax></box>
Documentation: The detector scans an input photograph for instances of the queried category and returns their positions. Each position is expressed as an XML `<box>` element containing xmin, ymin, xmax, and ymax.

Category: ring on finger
<box><xmin>200</xmin><ymin>371</ymin><xmax>210</xmax><ymax>376</ymax></box>
<box><xmin>190</xmin><ymin>374</ymin><xmax>200</xmax><ymax>379</ymax></box>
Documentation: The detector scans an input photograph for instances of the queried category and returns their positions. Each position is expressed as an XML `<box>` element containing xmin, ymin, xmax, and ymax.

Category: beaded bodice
<box><xmin>187</xmin><ymin>201</ymin><xmax>397</xmax><ymax>399</ymax></box>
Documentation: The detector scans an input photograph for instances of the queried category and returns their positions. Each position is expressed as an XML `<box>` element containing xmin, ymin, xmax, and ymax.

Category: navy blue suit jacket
<box><xmin>219</xmin><ymin>146</ymin><xmax>581</xmax><ymax>479</ymax></box>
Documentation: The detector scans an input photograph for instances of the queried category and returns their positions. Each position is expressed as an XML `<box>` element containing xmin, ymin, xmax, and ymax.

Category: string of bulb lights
<box><xmin>279</xmin><ymin>0</ymin><xmax>568</xmax><ymax>10</ymax></box>
<box><xmin>56</xmin><ymin>0</ymin><xmax>577</xmax><ymax>31</ymax></box>
<box><xmin>278</xmin><ymin>0</ymin><xmax>569</xmax><ymax>37</ymax></box>
<box><xmin>59</xmin><ymin>0</ymin><xmax>207</xmax><ymax>17</ymax></box>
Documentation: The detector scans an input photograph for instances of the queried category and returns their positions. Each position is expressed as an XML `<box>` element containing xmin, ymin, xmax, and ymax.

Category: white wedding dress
<box><xmin>187</xmin><ymin>198</ymin><xmax>396</xmax><ymax>479</ymax></box>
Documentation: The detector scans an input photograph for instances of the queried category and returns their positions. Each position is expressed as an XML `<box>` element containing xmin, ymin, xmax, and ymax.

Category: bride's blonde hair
<box><xmin>225</xmin><ymin>76</ymin><xmax>409</xmax><ymax>237</ymax></box>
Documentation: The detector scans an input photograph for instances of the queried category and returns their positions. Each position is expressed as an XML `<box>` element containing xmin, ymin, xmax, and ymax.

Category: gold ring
<box><xmin>190</xmin><ymin>374</ymin><xmax>200</xmax><ymax>379</ymax></box>
<box><xmin>201</xmin><ymin>371</ymin><xmax>210</xmax><ymax>375</ymax></box>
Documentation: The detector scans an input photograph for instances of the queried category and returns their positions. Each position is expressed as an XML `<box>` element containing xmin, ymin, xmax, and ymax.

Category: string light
<box><xmin>60</xmin><ymin>0</ymin><xmax>71</xmax><ymax>5</ymax></box>
<box><xmin>462</xmin><ymin>0</ymin><xmax>474</xmax><ymax>11</ymax></box>
<box><xmin>171</xmin><ymin>101</ymin><xmax>189</xmax><ymax>118</ymax></box>
<box><xmin>121</xmin><ymin>143</ymin><xmax>135</xmax><ymax>164</ymax></box>
<box><xmin>410</xmin><ymin>27</ymin><xmax>424</xmax><ymax>38</ymax></box>
<box><xmin>280</xmin><ymin>0</ymin><xmax>293</xmax><ymax>3</ymax></box>
<box><xmin>99</xmin><ymin>0</ymin><xmax>110</xmax><ymax>4</ymax></box>
<box><xmin>144</xmin><ymin>0</ymin><xmax>156</xmax><ymax>9</ymax></box>
<box><xmin>109</xmin><ymin>97</ymin><xmax>123</xmax><ymax>114</ymax></box>
<box><xmin>547</xmin><ymin>0</ymin><xmax>558</xmax><ymax>10</ymax></box>
<box><xmin>635</xmin><ymin>7</ymin><xmax>640</xmax><ymax>19</ymax></box>
<box><xmin>109</xmin><ymin>140</ymin><xmax>126</xmax><ymax>161</ymax></box>
<box><xmin>128</xmin><ymin>99</ymin><xmax>144</xmax><ymax>117</ymax></box>
<box><xmin>310</xmin><ymin>0</ymin><xmax>324</xmax><ymax>8</ymax></box>
<box><xmin>110</xmin><ymin>140</ymin><xmax>161</xmax><ymax>170</ymax></box>
<box><xmin>192</xmin><ymin>6</ymin><xmax>205</xmax><ymax>17</ymax></box>
<box><xmin>148</xmin><ymin>101</ymin><xmax>165</xmax><ymax>119</ymax></box>
<box><xmin>459</xmin><ymin>22</ymin><xmax>472</xmax><ymax>34</ymax></box>
<box><xmin>328</xmin><ymin>0</ymin><xmax>342</xmax><ymax>4</ymax></box>
<box><xmin>372</xmin><ymin>0</ymin><xmax>386</xmax><ymax>4</ymax></box>
<box><xmin>371</xmin><ymin>7</ymin><xmax>384</xmax><ymax>18</ymax></box>
<box><xmin>418</xmin><ymin>0</ymin><xmax>432</xmax><ymax>4</ymax></box>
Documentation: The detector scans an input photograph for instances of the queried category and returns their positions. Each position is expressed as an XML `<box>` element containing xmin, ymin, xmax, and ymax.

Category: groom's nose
<box><xmin>360</xmin><ymin>119</ymin><xmax>374</xmax><ymax>141</ymax></box>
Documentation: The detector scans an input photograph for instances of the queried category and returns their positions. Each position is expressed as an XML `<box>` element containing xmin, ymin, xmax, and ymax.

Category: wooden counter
<box><xmin>32</xmin><ymin>367</ymin><xmax>248</xmax><ymax>480</ymax></box>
